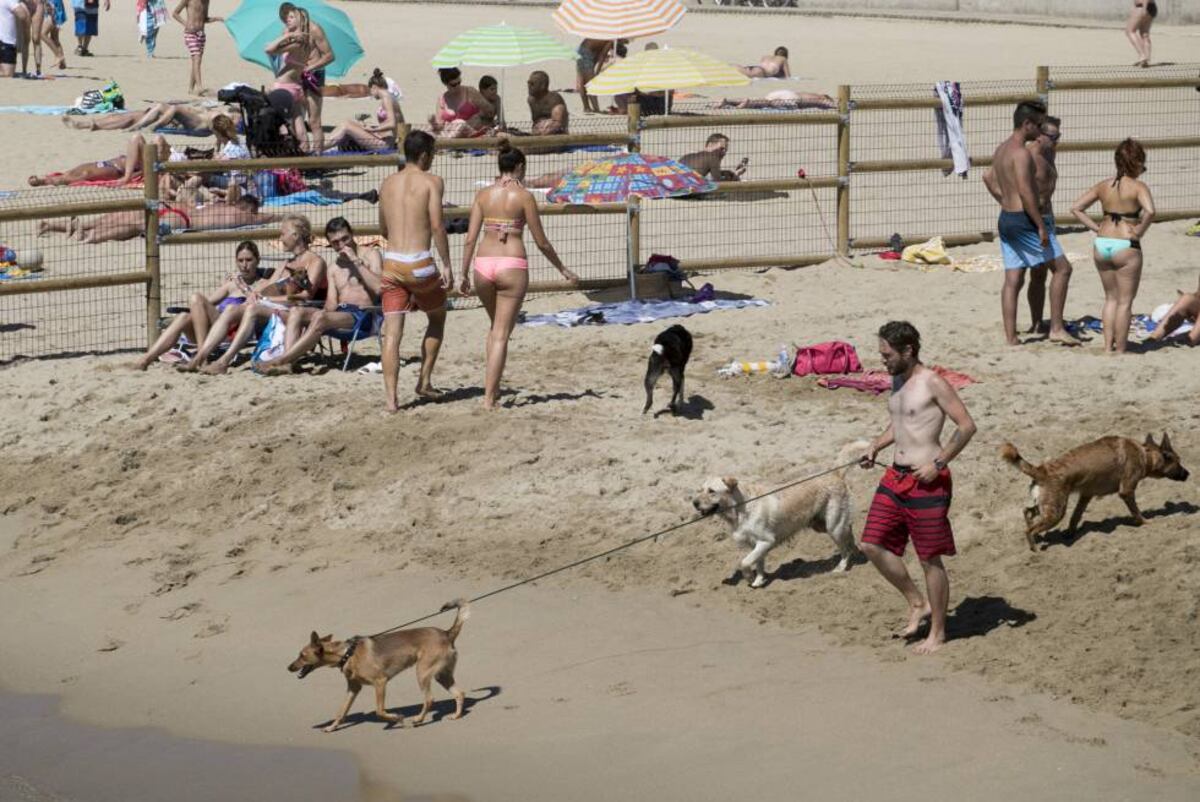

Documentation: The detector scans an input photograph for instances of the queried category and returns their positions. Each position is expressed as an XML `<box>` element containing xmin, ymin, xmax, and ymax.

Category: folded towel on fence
<box><xmin>0</xmin><ymin>105</ymin><xmax>73</xmax><ymax>115</ymax></box>
<box><xmin>817</xmin><ymin>365</ymin><xmax>978</xmax><ymax>395</ymax></box>
<box><xmin>520</xmin><ymin>297</ymin><xmax>769</xmax><ymax>328</ymax></box>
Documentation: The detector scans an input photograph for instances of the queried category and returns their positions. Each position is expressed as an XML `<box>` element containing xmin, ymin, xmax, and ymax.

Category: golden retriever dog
<box><xmin>1001</xmin><ymin>434</ymin><xmax>1189</xmax><ymax>550</ymax></box>
<box><xmin>692</xmin><ymin>443</ymin><xmax>866</xmax><ymax>587</ymax></box>
<box><xmin>287</xmin><ymin>599</ymin><xmax>469</xmax><ymax>732</ymax></box>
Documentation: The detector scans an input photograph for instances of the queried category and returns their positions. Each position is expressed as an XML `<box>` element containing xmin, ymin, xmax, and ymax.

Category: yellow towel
<box><xmin>901</xmin><ymin>236</ymin><xmax>951</xmax><ymax>265</ymax></box>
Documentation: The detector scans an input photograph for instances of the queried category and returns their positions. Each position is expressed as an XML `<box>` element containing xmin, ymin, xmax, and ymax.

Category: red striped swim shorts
<box><xmin>862</xmin><ymin>465</ymin><xmax>955</xmax><ymax>561</ymax></box>
<box><xmin>184</xmin><ymin>29</ymin><xmax>206</xmax><ymax>57</ymax></box>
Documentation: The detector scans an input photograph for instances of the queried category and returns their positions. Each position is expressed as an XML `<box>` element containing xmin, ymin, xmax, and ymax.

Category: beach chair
<box><xmin>320</xmin><ymin>307</ymin><xmax>382</xmax><ymax>371</ymax></box>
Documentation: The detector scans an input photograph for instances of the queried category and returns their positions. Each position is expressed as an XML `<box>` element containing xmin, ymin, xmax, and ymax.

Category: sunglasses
<box><xmin>1043</xmin><ymin>132</ymin><xmax>1061</xmax><ymax>142</ymax></box>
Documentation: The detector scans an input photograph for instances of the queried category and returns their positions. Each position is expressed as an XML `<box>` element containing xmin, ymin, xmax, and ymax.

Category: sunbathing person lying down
<box><xmin>38</xmin><ymin>193</ymin><xmax>278</xmax><ymax>243</ymax></box>
<box><xmin>714</xmin><ymin>89</ymin><xmax>835</xmax><ymax>110</ymax></box>
<box><xmin>61</xmin><ymin>102</ymin><xmax>242</xmax><ymax>132</ymax></box>
<box><xmin>28</xmin><ymin>132</ymin><xmax>179</xmax><ymax>186</ymax></box>
<box><xmin>1146</xmin><ymin>272</ymin><xmax>1200</xmax><ymax>346</ymax></box>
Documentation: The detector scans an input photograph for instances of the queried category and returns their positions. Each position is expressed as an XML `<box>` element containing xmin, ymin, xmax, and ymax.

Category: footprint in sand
<box><xmin>194</xmin><ymin>617</ymin><xmax>229</xmax><ymax>639</ymax></box>
<box><xmin>161</xmin><ymin>602</ymin><xmax>201</xmax><ymax>621</ymax></box>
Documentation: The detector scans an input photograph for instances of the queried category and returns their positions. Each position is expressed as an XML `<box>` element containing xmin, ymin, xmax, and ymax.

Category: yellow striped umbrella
<box><xmin>553</xmin><ymin>0</ymin><xmax>686</xmax><ymax>41</ymax></box>
<box><xmin>586</xmin><ymin>46</ymin><xmax>750</xmax><ymax>95</ymax></box>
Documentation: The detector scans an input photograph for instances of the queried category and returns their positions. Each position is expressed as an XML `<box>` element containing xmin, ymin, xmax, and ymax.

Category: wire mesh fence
<box><xmin>3</xmin><ymin>64</ymin><xmax>1199</xmax><ymax>361</ymax></box>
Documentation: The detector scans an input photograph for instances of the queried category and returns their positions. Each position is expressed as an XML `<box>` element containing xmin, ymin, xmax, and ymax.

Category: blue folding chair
<box><xmin>322</xmin><ymin>308</ymin><xmax>382</xmax><ymax>371</ymax></box>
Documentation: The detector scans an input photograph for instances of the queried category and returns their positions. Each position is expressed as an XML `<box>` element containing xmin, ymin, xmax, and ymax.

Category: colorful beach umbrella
<box><xmin>225</xmin><ymin>0</ymin><xmax>364</xmax><ymax>79</ymax></box>
<box><xmin>431</xmin><ymin>23</ymin><xmax>577</xmax><ymax>68</ymax></box>
<box><xmin>553</xmin><ymin>0</ymin><xmax>686</xmax><ymax>41</ymax></box>
<box><xmin>547</xmin><ymin>153</ymin><xmax>716</xmax><ymax>204</ymax></box>
<box><xmin>586</xmin><ymin>46</ymin><xmax>749</xmax><ymax>95</ymax></box>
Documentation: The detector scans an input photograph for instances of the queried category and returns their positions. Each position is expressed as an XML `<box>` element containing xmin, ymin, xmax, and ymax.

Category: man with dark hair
<box><xmin>987</xmin><ymin>100</ymin><xmax>1048</xmax><ymax>345</ymax></box>
<box><xmin>257</xmin><ymin>217</ymin><xmax>382</xmax><ymax>374</ymax></box>
<box><xmin>527</xmin><ymin>70</ymin><xmax>568</xmax><ymax>135</ymax></box>
<box><xmin>679</xmin><ymin>133</ymin><xmax>746</xmax><ymax>181</ymax></box>
<box><xmin>984</xmin><ymin>113</ymin><xmax>1076</xmax><ymax>344</ymax></box>
<box><xmin>860</xmin><ymin>321</ymin><xmax>976</xmax><ymax>655</ymax></box>
<box><xmin>377</xmin><ymin>130</ymin><xmax>452</xmax><ymax>411</ymax></box>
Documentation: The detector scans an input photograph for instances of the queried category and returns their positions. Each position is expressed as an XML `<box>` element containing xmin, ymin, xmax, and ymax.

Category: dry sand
<box><xmin>2</xmin><ymin>3</ymin><xmax>1200</xmax><ymax>800</ymax></box>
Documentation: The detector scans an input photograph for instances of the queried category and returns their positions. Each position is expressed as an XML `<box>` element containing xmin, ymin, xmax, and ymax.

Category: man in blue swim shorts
<box><xmin>985</xmin><ymin>100</ymin><xmax>1049</xmax><ymax>346</ymax></box>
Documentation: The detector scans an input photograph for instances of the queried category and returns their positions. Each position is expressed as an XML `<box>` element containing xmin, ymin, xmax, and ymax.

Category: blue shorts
<box><xmin>74</xmin><ymin>9</ymin><xmax>98</xmax><ymax>38</ymax></box>
<box><xmin>335</xmin><ymin>304</ymin><xmax>375</xmax><ymax>336</ymax></box>
<box><xmin>998</xmin><ymin>211</ymin><xmax>1060</xmax><ymax>270</ymax></box>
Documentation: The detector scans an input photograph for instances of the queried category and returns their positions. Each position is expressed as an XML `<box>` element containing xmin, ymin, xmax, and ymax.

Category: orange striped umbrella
<box><xmin>553</xmin><ymin>0</ymin><xmax>686</xmax><ymax>41</ymax></box>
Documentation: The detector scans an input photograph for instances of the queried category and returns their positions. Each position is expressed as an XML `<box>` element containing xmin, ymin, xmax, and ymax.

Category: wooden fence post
<box><xmin>627</xmin><ymin>101</ymin><xmax>641</xmax><ymax>153</ymax></box>
<box><xmin>144</xmin><ymin>142</ymin><xmax>161</xmax><ymax>348</ymax></box>
<box><xmin>1036</xmin><ymin>65</ymin><xmax>1050</xmax><ymax>99</ymax></box>
<box><xmin>836</xmin><ymin>84</ymin><xmax>851</xmax><ymax>257</ymax></box>
<box><xmin>627</xmin><ymin>194</ymin><xmax>641</xmax><ymax>300</ymax></box>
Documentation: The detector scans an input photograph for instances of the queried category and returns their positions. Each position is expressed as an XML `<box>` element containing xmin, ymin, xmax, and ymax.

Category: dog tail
<box><xmin>1000</xmin><ymin>443</ymin><xmax>1042</xmax><ymax>480</ymax></box>
<box><xmin>440</xmin><ymin>598</ymin><xmax>471</xmax><ymax>644</ymax></box>
<box><xmin>836</xmin><ymin>440</ymin><xmax>873</xmax><ymax>475</ymax></box>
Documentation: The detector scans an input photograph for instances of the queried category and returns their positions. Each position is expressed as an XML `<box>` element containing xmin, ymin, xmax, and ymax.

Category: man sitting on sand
<box><xmin>679</xmin><ymin>134</ymin><xmax>745</xmax><ymax>182</ymax></box>
<box><xmin>255</xmin><ymin>217</ymin><xmax>382</xmax><ymax>374</ymax></box>
<box><xmin>1146</xmin><ymin>272</ymin><xmax>1200</xmax><ymax>346</ymax></box>
<box><xmin>527</xmin><ymin>70</ymin><xmax>568</xmax><ymax>135</ymax></box>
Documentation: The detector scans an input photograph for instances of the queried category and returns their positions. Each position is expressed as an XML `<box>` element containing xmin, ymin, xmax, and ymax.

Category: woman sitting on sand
<box><xmin>737</xmin><ymin>47</ymin><xmax>790</xmax><ymax>79</ymax></box>
<box><xmin>325</xmin><ymin>68</ymin><xmax>404</xmax><ymax>152</ymax></box>
<box><xmin>1145</xmin><ymin>272</ymin><xmax>1200</xmax><ymax>346</ymax></box>
<box><xmin>1070</xmin><ymin>138</ymin><xmax>1156</xmax><ymax>355</ymax></box>
<box><xmin>459</xmin><ymin>143</ymin><xmax>578</xmax><ymax>409</ymax></box>
<box><xmin>429</xmin><ymin>67</ymin><xmax>492</xmax><ymax>139</ymax></box>
<box><xmin>134</xmin><ymin>241</ymin><xmax>264</xmax><ymax>369</ymax></box>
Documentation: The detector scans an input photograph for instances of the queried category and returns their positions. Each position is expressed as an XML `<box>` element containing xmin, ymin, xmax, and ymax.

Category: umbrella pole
<box><xmin>626</xmin><ymin>195</ymin><xmax>640</xmax><ymax>301</ymax></box>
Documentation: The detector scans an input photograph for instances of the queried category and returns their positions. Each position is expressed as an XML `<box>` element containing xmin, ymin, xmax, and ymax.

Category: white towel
<box><xmin>934</xmin><ymin>81</ymin><xmax>970</xmax><ymax>178</ymax></box>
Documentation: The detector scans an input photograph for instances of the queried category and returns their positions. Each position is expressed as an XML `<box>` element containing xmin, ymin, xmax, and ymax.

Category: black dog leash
<box><xmin>368</xmin><ymin>458</ymin><xmax>875</xmax><ymax>639</ymax></box>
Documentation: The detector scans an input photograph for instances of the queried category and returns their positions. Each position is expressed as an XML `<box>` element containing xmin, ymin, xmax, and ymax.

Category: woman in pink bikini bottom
<box><xmin>460</xmin><ymin>142</ymin><xmax>579</xmax><ymax>408</ymax></box>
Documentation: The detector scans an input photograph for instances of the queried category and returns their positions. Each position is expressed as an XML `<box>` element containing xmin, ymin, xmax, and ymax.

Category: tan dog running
<box><xmin>287</xmin><ymin>599</ymin><xmax>469</xmax><ymax>732</ymax></box>
<box><xmin>1001</xmin><ymin>434</ymin><xmax>1189</xmax><ymax>550</ymax></box>
<box><xmin>692</xmin><ymin>443</ymin><xmax>866</xmax><ymax>588</ymax></box>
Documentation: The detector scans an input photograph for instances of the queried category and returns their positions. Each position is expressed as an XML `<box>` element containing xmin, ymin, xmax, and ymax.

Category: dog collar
<box><xmin>337</xmin><ymin>637</ymin><xmax>360</xmax><ymax>670</ymax></box>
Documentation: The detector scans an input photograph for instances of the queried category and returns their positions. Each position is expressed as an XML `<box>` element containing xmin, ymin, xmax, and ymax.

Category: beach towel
<box><xmin>1151</xmin><ymin>302</ymin><xmax>1195</xmax><ymax>337</ymax></box>
<box><xmin>250</xmin><ymin>314</ymin><xmax>286</xmax><ymax>364</ymax></box>
<box><xmin>817</xmin><ymin>365</ymin><xmax>978</xmax><ymax>395</ymax></box>
<box><xmin>0</xmin><ymin>106</ymin><xmax>73</xmax><ymax>115</ymax></box>
<box><xmin>901</xmin><ymin>236</ymin><xmax>951</xmax><ymax>265</ymax></box>
<box><xmin>934</xmin><ymin>81</ymin><xmax>969</xmax><ymax>178</ymax></box>
<box><xmin>263</xmin><ymin>190</ymin><xmax>352</xmax><ymax>208</ymax></box>
<box><xmin>520</xmin><ymin>297</ymin><xmax>768</xmax><ymax>328</ymax></box>
<box><xmin>1186</xmin><ymin>221</ymin><xmax>1200</xmax><ymax>237</ymax></box>
<box><xmin>461</xmin><ymin>143</ymin><xmax>622</xmax><ymax>158</ymax></box>
<box><xmin>155</xmin><ymin>126</ymin><xmax>213</xmax><ymax>137</ymax></box>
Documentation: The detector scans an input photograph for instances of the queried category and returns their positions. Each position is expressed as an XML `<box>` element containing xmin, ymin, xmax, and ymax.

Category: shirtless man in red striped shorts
<box><xmin>859</xmin><ymin>321</ymin><xmax>977</xmax><ymax>655</ymax></box>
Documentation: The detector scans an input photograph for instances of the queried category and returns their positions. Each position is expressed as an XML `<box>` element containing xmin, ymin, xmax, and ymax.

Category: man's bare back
<box><xmin>379</xmin><ymin>169</ymin><xmax>439</xmax><ymax>254</ymax></box>
<box><xmin>888</xmin><ymin>366</ymin><xmax>948</xmax><ymax>467</ymax></box>
<box><xmin>990</xmin><ymin>137</ymin><xmax>1039</xmax><ymax>214</ymax></box>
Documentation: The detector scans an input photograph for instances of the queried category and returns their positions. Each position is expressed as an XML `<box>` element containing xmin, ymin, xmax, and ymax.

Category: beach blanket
<box><xmin>520</xmin><ymin>297</ymin><xmax>768</xmax><ymax>328</ymax></box>
<box><xmin>816</xmin><ymin>365</ymin><xmax>978</xmax><ymax>395</ymax></box>
<box><xmin>0</xmin><ymin>105</ymin><xmax>73</xmax><ymax>115</ymax></box>
<box><xmin>263</xmin><ymin>190</ymin><xmax>353</xmax><ymax>208</ymax></box>
<box><xmin>156</xmin><ymin>126</ymin><xmax>212</xmax><ymax>137</ymax></box>
<box><xmin>0</xmin><ymin>265</ymin><xmax>43</xmax><ymax>281</ymax></box>
<box><xmin>1066</xmin><ymin>314</ymin><xmax>1154</xmax><ymax>336</ymax></box>
<box><xmin>462</xmin><ymin>143</ymin><xmax>622</xmax><ymax>158</ymax></box>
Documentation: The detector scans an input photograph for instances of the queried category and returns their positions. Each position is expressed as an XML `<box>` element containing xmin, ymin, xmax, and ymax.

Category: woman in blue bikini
<box><xmin>1070</xmin><ymin>138</ymin><xmax>1155</xmax><ymax>354</ymax></box>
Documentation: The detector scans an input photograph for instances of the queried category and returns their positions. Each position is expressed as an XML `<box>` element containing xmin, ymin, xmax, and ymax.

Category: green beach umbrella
<box><xmin>225</xmin><ymin>0</ymin><xmax>364</xmax><ymax>79</ymax></box>
<box><xmin>431</xmin><ymin>23</ymin><xmax>577</xmax><ymax>69</ymax></box>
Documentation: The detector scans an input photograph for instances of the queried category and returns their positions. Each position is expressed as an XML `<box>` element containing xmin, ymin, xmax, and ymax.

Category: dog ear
<box><xmin>321</xmin><ymin>633</ymin><xmax>333</xmax><ymax>642</ymax></box>
<box><xmin>310</xmin><ymin>631</ymin><xmax>321</xmax><ymax>645</ymax></box>
<box><xmin>1145</xmin><ymin>433</ymin><xmax>1156</xmax><ymax>446</ymax></box>
<box><xmin>1161</xmin><ymin>432</ymin><xmax>1172</xmax><ymax>450</ymax></box>
<box><xmin>722</xmin><ymin>476</ymin><xmax>738</xmax><ymax>490</ymax></box>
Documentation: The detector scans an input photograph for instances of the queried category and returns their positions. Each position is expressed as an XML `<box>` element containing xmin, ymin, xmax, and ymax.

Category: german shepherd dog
<box><xmin>643</xmin><ymin>324</ymin><xmax>693</xmax><ymax>414</ymax></box>
<box><xmin>287</xmin><ymin>600</ymin><xmax>469</xmax><ymax>732</ymax></box>
<box><xmin>1001</xmin><ymin>434</ymin><xmax>1189</xmax><ymax>550</ymax></box>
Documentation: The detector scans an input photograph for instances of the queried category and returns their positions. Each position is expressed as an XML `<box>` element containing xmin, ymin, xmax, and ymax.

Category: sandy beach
<box><xmin>2</xmin><ymin>3</ymin><xmax>1200</xmax><ymax>800</ymax></box>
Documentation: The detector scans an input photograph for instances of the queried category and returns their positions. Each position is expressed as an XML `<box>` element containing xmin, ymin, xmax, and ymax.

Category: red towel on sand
<box><xmin>816</xmin><ymin>365</ymin><xmax>978</xmax><ymax>395</ymax></box>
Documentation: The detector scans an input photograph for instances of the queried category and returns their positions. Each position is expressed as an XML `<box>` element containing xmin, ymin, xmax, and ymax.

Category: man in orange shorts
<box><xmin>378</xmin><ymin>130</ymin><xmax>454</xmax><ymax>412</ymax></box>
<box><xmin>859</xmin><ymin>321</ymin><xmax>977</xmax><ymax>655</ymax></box>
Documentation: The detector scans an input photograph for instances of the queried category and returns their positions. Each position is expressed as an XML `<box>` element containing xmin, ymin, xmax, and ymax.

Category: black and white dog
<box><xmin>643</xmin><ymin>325</ymin><xmax>693</xmax><ymax>414</ymax></box>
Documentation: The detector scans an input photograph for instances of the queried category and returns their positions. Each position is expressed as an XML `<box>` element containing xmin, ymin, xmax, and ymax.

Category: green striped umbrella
<box><xmin>430</xmin><ymin>23</ymin><xmax>577</xmax><ymax>69</ymax></box>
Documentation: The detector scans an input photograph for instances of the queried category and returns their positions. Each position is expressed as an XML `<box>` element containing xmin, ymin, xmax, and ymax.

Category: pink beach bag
<box><xmin>793</xmin><ymin>340</ymin><xmax>863</xmax><ymax>377</ymax></box>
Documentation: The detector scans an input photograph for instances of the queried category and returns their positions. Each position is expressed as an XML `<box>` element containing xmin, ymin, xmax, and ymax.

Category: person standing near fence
<box><xmin>1069</xmin><ymin>139</ymin><xmax>1155</xmax><ymax>355</ymax></box>
<box><xmin>859</xmin><ymin>321</ymin><xmax>976</xmax><ymax>655</ymax></box>
<box><xmin>459</xmin><ymin>143</ymin><xmax>578</xmax><ymax>409</ymax></box>
<box><xmin>1126</xmin><ymin>0</ymin><xmax>1156</xmax><ymax>68</ymax></box>
<box><xmin>378</xmin><ymin>130</ymin><xmax>453</xmax><ymax>412</ymax></box>
<box><xmin>987</xmin><ymin>100</ymin><xmax>1048</xmax><ymax>346</ymax></box>
<box><xmin>984</xmin><ymin>114</ymin><xmax>1075</xmax><ymax>344</ymax></box>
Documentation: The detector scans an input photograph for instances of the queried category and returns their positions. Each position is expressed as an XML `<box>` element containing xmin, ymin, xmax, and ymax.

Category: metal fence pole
<box><xmin>836</xmin><ymin>84</ymin><xmax>851</xmax><ymax>257</ymax></box>
<box><xmin>144</xmin><ymin>143</ymin><xmax>161</xmax><ymax>348</ymax></box>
